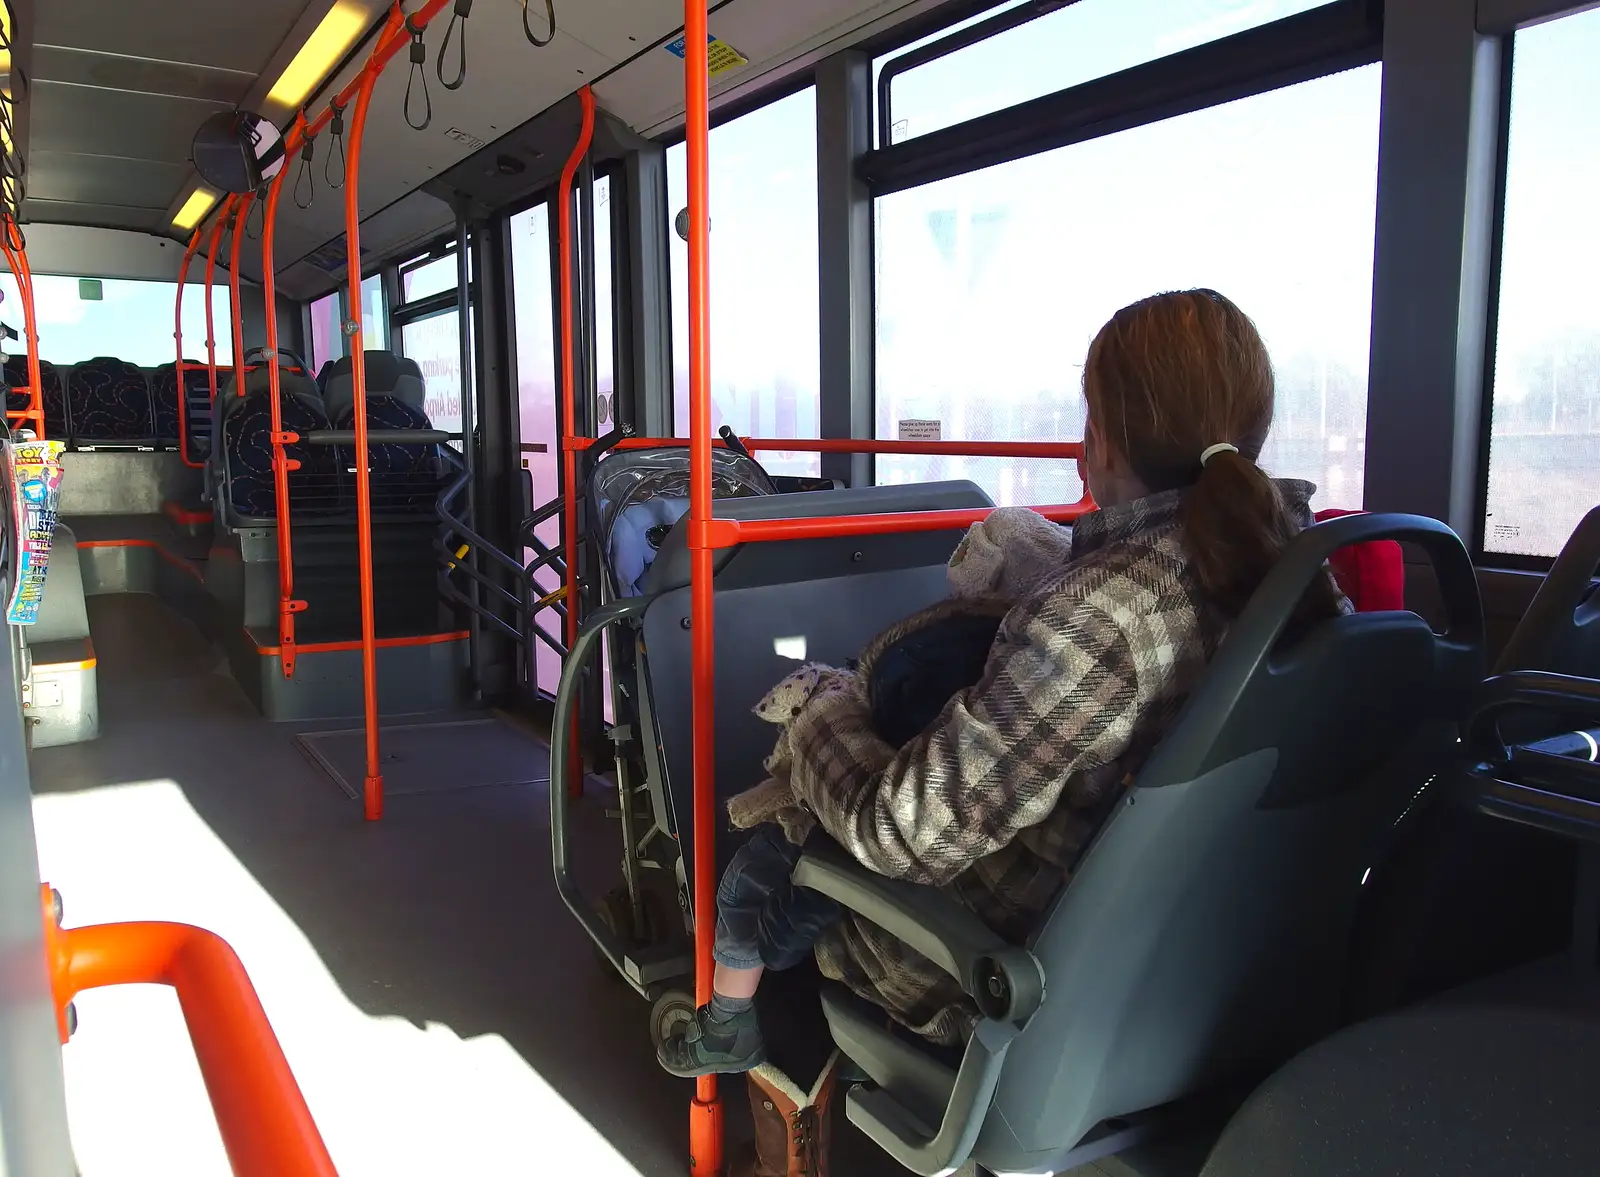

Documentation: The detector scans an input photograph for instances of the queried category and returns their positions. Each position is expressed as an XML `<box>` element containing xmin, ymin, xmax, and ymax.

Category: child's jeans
<box><xmin>713</xmin><ymin>823</ymin><xmax>841</xmax><ymax>972</ymax></box>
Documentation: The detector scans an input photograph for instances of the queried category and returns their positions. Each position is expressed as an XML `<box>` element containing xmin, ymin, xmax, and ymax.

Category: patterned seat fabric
<box><xmin>334</xmin><ymin>395</ymin><xmax>443</xmax><ymax>512</ymax></box>
<box><xmin>5</xmin><ymin>356</ymin><xmax>68</xmax><ymax>437</ymax></box>
<box><xmin>152</xmin><ymin>362</ymin><xmax>214</xmax><ymax>459</ymax></box>
<box><xmin>225</xmin><ymin>392</ymin><xmax>336</xmax><ymax>519</ymax></box>
<box><xmin>69</xmin><ymin>357</ymin><xmax>154</xmax><ymax>441</ymax></box>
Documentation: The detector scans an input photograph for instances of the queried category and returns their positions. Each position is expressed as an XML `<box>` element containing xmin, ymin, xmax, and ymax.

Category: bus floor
<box><xmin>24</xmin><ymin>591</ymin><xmax>945</xmax><ymax>1177</ymax></box>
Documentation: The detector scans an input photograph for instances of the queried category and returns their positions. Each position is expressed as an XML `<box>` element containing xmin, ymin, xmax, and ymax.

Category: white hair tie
<box><xmin>1200</xmin><ymin>442</ymin><xmax>1238</xmax><ymax>467</ymax></box>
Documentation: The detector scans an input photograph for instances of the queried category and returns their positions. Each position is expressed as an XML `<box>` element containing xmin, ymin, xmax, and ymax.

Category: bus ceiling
<box><xmin>6</xmin><ymin>0</ymin><xmax>933</xmax><ymax>296</ymax></box>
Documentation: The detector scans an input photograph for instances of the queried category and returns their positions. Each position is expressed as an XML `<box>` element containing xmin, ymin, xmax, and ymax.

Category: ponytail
<box><xmin>1180</xmin><ymin>449</ymin><xmax>1345</xmax><ymax>628</ymax></box>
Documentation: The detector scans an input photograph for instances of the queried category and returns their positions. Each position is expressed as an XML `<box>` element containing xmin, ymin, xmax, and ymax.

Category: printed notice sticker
<box><xmin>665</xmin><ymin>33</ymin><xmax>750</xmax><ymax>77</ymax></box>
<box><xmin>898</xmin><ymin>419</ymin><xmax>943</xmax><ymax>442</ymax></box>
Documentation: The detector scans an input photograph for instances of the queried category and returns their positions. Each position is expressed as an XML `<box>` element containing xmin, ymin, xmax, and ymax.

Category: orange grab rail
<box><xmin>174</xmin><ymin>228</ymin><xmax>208</xmax><ymax>467</ymax></box>
<box><xmin>40</xmin><ymin>886</ymin><xmax>337</xmax><ymax>1177</ymax></box>
<box><xmin>556</xmin><ymin>85</ymin><xmax>596</xmax><ymax>803</ymax></box>
<box><xmin>260</xmin><ymin>124</ymin><xmax>309</xmax><ymax>680</ymax></box>
<box><xmin>227</xmin><ymin>194</ymin><xmax>252</xmax><ymax>397</ymax></box>
<box><xmin>203</xmin><ymin>196</ymin><xmax>236</xmax><ymax>406</ymax></box>
<box><xmin>1</xmin><ymin>218</ymin><xmax>45</xmax><ymax>439</ymax></box>
<box><xmin>679</xmin><ymin>0</ymin><xmax>724</xmax><ymax>1169</ymax></box>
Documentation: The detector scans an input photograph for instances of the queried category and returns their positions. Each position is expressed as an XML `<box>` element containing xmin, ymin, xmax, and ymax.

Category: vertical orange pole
<box><xmin>557</xmin><ymin>87</ymin><xmax>596</xmax><ymax>802</ymax></box>
<box><xmin>1</xmin><ymin>220</ymin><xmax>44</xmax><ymax>438</ymax></box>
<box><xmin>204</xmin><ymin>197</ymin><xmax>235</xmax><ymax>405</ymax></box>
<box><xmin>174</xmin><ymin>228</ymin><xmax>205</xmax><ymax>466</ymax></box>
<box><xmin>228</xmin><ymin>194</ymin><xmax>253</xmax><ymax>394</ymax></box>
<box><xmin>261</xmin><ymin>148</ymin><xmax>307</xmax><ymax>680</ymax></box>
<box><xmin>682</xmin><ymin>6</ymin><xmax>723</xmax><ymax>1175</ymax></box>
<box><xmin>344</xmin><ymin>7</ymin><xmax>405</xmax><ymax>823</ymax></box>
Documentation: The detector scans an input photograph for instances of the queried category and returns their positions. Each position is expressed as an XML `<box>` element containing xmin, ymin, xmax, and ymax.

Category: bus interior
<box><xmin>0</xmin><ymin>0</ymin><xmax>1598</xmax><ymax>1174</ymax></box>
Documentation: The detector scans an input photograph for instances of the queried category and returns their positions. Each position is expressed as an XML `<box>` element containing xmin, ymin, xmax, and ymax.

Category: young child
<box><xmin>657</xmin><ymin>506</ymin><xmax>1073</xmax><ymax>1078</ymax></box>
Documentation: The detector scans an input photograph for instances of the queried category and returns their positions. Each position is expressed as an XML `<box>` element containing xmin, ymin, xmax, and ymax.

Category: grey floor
<box><xmin>27</xmin><ymin>592</ymin><xmax>925</xmax><ymax>1177</ymax></box>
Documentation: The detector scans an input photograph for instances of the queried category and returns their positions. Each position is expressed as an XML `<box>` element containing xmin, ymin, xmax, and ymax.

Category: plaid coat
<box><xmin>788</xmin><ymin>481</ymin><xmax>1321</xmax><ymax>1044</ymax></box>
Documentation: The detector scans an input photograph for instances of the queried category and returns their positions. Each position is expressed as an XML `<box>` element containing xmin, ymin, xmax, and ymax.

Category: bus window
<box><xmin>667</xmin><ymin>88</ymin><xmax>821</xmax><ymax>476</ymax></box>
<box><xmin>874</xmin><ymin>64</ymin><xmax>1381</xmax><ymax>510</ymax></box>
<box><xmin>307</xmin><ymin>291</ymin><xmax>342</xmax><ymax>369</ymax></box>
<box><xmin>1483</xmin><ymin>7</ymin><xmax>1600</xmax><ymax>561</ymax></box>
<box><xmin>510</xmin><ymin>200</ymin><xmax>561</xmax><ymax>695</ymax></box>
<box><xmin>877</xmin><ymin>0</ymin><xmax>1336</xmax><ymax>147</ymax></box>
<box><xmin>397</xmin><ymin>309</ymin><xmax>468</xmax><ymax>440</ymax></box>
<box><xmin>401</xmin><ymin>253</ymin><xmax>464</xmax><ymax>302</ymax></box>
<box><xmin>359</xmin><ymin>272</ymin><xmax>387</xmax><ymax>350</ymax></box>
<box><xmin>0</xmin><ymin>274</ymin><xmax>231</xmax><ymax>366</ymax></box>
<box><xmin>593</xmin><ymin>175</ymin><xmax>616</xmax><ymax>430</ymax></box>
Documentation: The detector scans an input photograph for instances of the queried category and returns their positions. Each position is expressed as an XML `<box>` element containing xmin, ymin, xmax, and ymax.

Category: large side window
<box><xmin>874</xmin><ymin>64</ymin><xmax>1382</xmax><ymax>509</ymax></box>
<box><xmin>308</xmin><ymin>292</ymin><xmax>342</xmax><ymax>370</ymax></box>
<box><xmin>667</xmin><ymin>87</ymin><xmax>821</xmax><ymax>476</ymax></box>
<box><xmin>877</xmin><ymin>0</ymin><xmax>1335</xmax><ymax>145</ymax></box>
<box><xmin>1483</xmin><ymin>8</ymin><xmax>1600</xmax><ymax>561</ymax></box>
<box><xmin>510</xmin><ymin>201</ymin><xmax>562</xmax><ymax>694</ymax></box>
<box><xmin>359</xmin><ymin>272</ymin><xmax>387</xmax><ymax>350</ymax></box>
<box><xmin>0</xmin><ymin>275</ymin><xmax>232</xmax><ymax>366</ymax></box>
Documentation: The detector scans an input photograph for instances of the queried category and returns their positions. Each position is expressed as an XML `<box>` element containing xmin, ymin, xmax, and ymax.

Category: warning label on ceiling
<box><xmin>665</xmin><ymin>33</ymin><xmax>749</xmax><ymax>78</ymax></box>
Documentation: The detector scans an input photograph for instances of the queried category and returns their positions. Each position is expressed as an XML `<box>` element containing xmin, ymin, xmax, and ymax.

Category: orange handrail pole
<box><xmin>228</xmin><ymin>194</ymin><xmax>252</xmax><ymax>395</ymax></box>
<box><xmin>174</xmin><ymin>228</ymin><xmax>206</xmax><ymax>467</ymax></box>
<box><xmin>0</xmin><ymin>219</ymin><xmax>45</xmax><ymax>438</ymax></box>
<box><xmin>204</xmin><ymin>197</ymin><xmax>236</xmax><ymax>405</ymax></box>
<box><xmin>261</xmin><ymin>133</ymin><xmax>308</xmax><ymax>680</ymax></box>
<box><xmin>41</xmin><ymin>888</ymin><xmax>337</xmax><ymax>1177</ymax></box>
<box><xmin>342</xmin><ymin>2</ymin><xmax>409</xmax><ymax>823</ymax></box>
<box><xmin>681</xmin><ymin>0</ymin><xmax>724</xmax><ymax>1172</ymax></box>
<box><xmin>557</xmin><ymin>87</ymin><xmax>596</xmax><ymax>803</ymax></box>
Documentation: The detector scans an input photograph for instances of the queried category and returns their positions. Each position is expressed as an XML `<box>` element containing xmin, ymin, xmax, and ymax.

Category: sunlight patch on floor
<box><xmin>33</xmin><ymin>780</ymin><xmax>643</xmax><ymax>1177</ymax></box>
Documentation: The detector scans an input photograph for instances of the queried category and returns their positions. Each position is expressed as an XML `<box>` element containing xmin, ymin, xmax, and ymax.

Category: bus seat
<box><xmin>789</xmin><ymin>513</ymin><xmax>1485</xmax><ymax>1177</ymax></box>
<box><xmin>637</xmin><ymin>481</ymin><xmax>997</xmax><ymax>886</ymax></box>
<box><xmin>321</xmin><ymin>351</ymin><xmax>426</xmax><ymax>427</ymax></box>
<box><xmin>151</xmin><ymin>362</ymin><xmax>210</xmax><ymax>455</ymax></box>
<box><xmin>316</xmin><ymin>359</ymin><xmax>335</xmax><ymax>393</ymax></box>
<box><xmin>68</xmin><ymin>357</ymin><xmax>154</xmax><ymax>444</ymax></box>
<box><xmin>6</xmin><ymin>356</ymin><xmax>69</xmax><ymax>438</ymax></box>
<box><xmin>1315</xmin><ymin>508</ymin><xmax>1405</xmax><ymax>612</ymax></box>
<box><xmin>1496</xmin><ymin>504</ymin><xmax>1600</xmax><ymax>678</ymax></box>
<box><xmin>218</xmin><ymin>368</ymin><xmax>336</xmax><ymax>522</ymax></box>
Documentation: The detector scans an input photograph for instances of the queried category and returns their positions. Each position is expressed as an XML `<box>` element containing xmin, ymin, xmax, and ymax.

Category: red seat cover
<box><xmin>1315</xmin><ymin>508</ymin><xmax>1406</xmax><ymax>613</ymax></box>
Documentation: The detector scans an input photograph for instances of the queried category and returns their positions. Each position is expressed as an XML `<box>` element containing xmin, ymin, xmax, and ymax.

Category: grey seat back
<box><xmin>963</xmin><ymin>515</ymin><xmax>1484</xmax><ymax>1175</ymax></box>
<box><xmin>1496</xmin><ymin>503</ymin><xmax>1600</xmax><ymax>678</ymax></box>
<box><xmin>639</xmin><ymin>481</ymin><xmax>996</xmax><ymax>883</ymax></box>
<box><xmin>322</xmin><ymin>351</ymin><xmax>426</xmax><ymax>426</ymax></box>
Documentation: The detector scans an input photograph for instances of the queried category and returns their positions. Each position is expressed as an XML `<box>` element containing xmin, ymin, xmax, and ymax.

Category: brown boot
<box><xmin>730</xmin><ymin>1052</ymin><xmax>839</xmax><ymax>1177</ymax></box>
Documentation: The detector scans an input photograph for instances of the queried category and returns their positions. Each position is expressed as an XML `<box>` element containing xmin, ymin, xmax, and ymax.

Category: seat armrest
<box><xmin>793</xmin><ymin>841</ymin><xmax>1044</xmax><ymax>1023</ymax></box>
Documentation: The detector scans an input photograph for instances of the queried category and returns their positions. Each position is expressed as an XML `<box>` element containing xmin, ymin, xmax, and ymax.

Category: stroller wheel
<box><xmin>649</xmin><ymin>988</ymin><xmax>697</xmax><ymax>1050</ymax></box>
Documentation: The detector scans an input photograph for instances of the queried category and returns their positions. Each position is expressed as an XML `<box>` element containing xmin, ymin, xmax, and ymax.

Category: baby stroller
<box><xmin>551</xmin><ymin>425</ymin><xmax>997</xmax><ymax>1032</ymax></box>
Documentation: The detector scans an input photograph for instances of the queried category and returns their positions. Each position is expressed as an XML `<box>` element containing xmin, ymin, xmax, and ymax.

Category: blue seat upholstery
<box><xmin>5</xmin><ymin>356</ymin><xmax>68</xmax><ymax>438</ymax></box>
<box><xmin>68</xmin><ymin>357</ymin><xmax>153</xmax><ymax>442</ymax></box>
<box><xmin>152</xmin><ymin>361</ymin><xmax>213</xmax><ymax>459</ymax></box>
<box><xmin>334</xmin><ymin>396</ymin><xmax>441</xmax><ymax>474</ymax></box>
<box><xmin>224</xmin><ymin>391</ymin><xmax>336</xmax><ymax>520</ymax></box>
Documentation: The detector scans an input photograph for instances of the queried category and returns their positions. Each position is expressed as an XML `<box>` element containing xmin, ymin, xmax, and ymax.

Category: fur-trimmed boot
<box><xmin>731</xmin><ymin>1052</ymin><xmax>839</xmax><ymax>1177</ymax></box>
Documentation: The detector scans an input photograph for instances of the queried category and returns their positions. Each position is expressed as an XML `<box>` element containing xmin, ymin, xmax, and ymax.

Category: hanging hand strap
<box><xmin>294</xmin><ymin>138</ymin><xmax>315</xmax><ymax>210</ymax></box>
<box><xmin>326</xmin><ymin>101</ymin><xmax>348</xmax><ymax>190</ymax></box>
<box><xmin>244</xmin><ymin>189</ymin><xmax>266</xmax><ymax>239</ymax></box>
<box><xmin>405</xmin><ymin>14</ymin><xmax>433</xmax><ymax>131</ymax></box>
<box><xmin>437</xmin><ymin>0</ymin><xmax>472</xmax><ymax>91</ymax></box>
<box><xmin>522</xmin><ymin>0</ymin><xmax>556</xmax><ymax>47</ymax></box>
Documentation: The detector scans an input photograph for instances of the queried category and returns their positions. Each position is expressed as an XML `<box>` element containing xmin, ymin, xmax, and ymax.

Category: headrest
<box><xmin>1314</xmin><ymin>509</ymin><xmax>1406</xmax><ymax>613</ymax></box>
<box><xmin>216</xmin><ymin>364</ymin><xmax>324</xmax><ymax>423</ymax></box>
<box><xmin>323</xmin><ymin>350</ymin><xmax>426</xmax><ymax>423</ymax></box>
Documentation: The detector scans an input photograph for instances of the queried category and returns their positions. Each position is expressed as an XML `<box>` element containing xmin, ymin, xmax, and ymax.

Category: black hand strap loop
<box><xmin>245</xmin><ymin>189</ymin><xmax>266</xmax><ymax>239</ymax></box>
<box><xmin>522</xmin><ymin>0</ymin><xmax>556</xmax><ymax>47</ymax></box>
<box><xmin>405</xmin><ymin>15</ymin><xmax>432</xmax><ymax>131</ymax></box>
<box><xmin>438</xmin><ymin>0</ymin><xmax>471</xmax><ymax>91</ymax></box>
<box><xmin>294</xmin><ymin>132</ymin><xmax>316</xmax><ymax>210</ymax></box>
<box><xmin>326</xmin><ymin>102</ymin><xmax>347</xmax><ymax>190</ymax></box>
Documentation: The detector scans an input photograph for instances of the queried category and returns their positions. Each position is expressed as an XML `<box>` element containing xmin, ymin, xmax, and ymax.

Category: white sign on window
<box><xmin>898</xmin><ymin>419</ymin><xmax>942</xmax><ymax>442</ymax></box>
